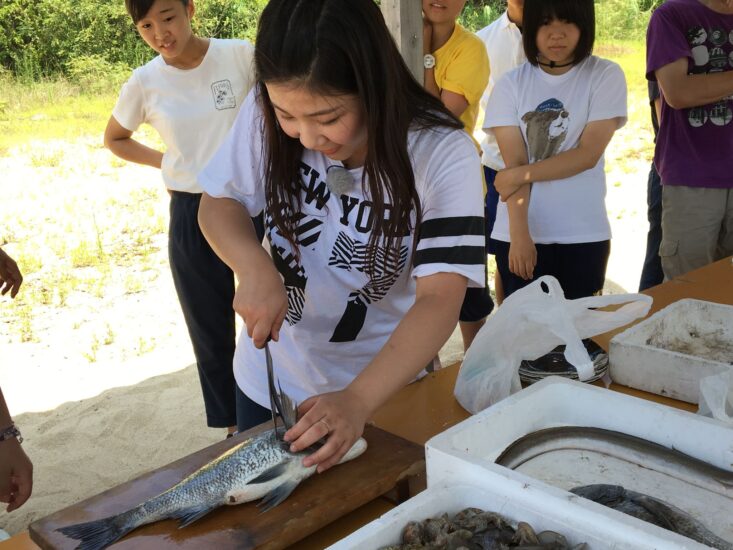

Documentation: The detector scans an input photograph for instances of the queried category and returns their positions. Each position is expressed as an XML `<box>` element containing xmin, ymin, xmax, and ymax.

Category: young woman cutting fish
<box><xmin>198</xmin><ymin>0</ymin><xmax>486</xmax><ymax>473</ymax></box>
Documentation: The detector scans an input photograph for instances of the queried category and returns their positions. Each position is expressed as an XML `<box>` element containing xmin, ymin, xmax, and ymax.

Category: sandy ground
<box><xmin>0</xmin><ymin>124</ymin><xmax>652</xmax><ymax>535</ymax></box>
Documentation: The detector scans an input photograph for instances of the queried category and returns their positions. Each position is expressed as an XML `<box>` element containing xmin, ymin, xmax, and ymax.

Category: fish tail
<box><xmin>56</xmin><ymin>513</ymin><xmax>132</xmax><ymax>550</ymax></box>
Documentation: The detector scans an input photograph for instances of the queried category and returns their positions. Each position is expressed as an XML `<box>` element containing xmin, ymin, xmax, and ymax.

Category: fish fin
<box><xmin>628</xmin><ymin>495</ymin><xmax>677</xmax><ymax>531</ymax></box>
<box><xmin>570</xmin><ymin>484</ymin><xmax>627</xmax><ymax>507</ymax></box>
<box><xmin>57</xmin><ymin>515</ymin><xmax>129</xmax><ymax>550</ymax></box>
<box><xmin>277</xmin><ymin>380</ymin><xmax>298</xmax><ymax>431</ymax></box>
<box><xmin>248</xmin><ymin>462</ymin><xmax>289</xmax><ymax>485</ymax></box>
<box><xmin>171</xmin><ymin>503</ymin><xmax>220</xmax><ymax>529</ymax></box>
<box><xmin>257</xmin><ymin>479</ymin><xmax>301</xmax><ymax>513</ymax></box>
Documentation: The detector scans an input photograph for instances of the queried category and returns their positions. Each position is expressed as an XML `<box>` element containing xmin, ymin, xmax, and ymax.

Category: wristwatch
<box><xmin>423</xmin><ymin>54</ymin><xmax>436</xmax><ymax>69</ymax></box>
<box><xmin>0</xmin><ymin>424</ymin><xmax>22</xmax><ymax>444</ymax></box>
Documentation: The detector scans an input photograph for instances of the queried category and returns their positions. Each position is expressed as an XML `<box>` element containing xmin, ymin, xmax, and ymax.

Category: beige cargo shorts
<box><xmin>660</xmin><ymin>184</ymin><xmax>733</xmax><ymax>280</ymax></box>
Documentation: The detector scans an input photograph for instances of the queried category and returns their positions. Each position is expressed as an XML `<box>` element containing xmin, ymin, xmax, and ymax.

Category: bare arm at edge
<box><xmin>103</xmin><ymin>116</ymin><xmax>163</xmax><ymax>169</ymax></box>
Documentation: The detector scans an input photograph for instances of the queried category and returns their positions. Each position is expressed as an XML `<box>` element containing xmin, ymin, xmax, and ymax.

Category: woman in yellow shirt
<box><xmin>423</xmin><ymin>0</ymin><xmax>492</xmax><ymax>350</ymax></box>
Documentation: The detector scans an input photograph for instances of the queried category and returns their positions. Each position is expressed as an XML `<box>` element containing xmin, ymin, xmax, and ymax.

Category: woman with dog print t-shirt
<box><xmin>484</xmin><ymin>0</ymin><xmax>627</xmax><ymax>299</ymax></box>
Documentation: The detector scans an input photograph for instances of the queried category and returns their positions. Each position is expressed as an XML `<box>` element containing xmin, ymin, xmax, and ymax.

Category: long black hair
<box><xmin>523</xmin><ymin>0</ymin><xmax>595</xmax><ymax>66</ymax></box>
<box><xmin>255</xmin><ymin>0</ymin><xmax>462</xmax><ymax>277</ymax></box>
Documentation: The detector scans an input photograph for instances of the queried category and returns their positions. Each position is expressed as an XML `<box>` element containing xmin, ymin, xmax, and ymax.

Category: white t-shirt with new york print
<box><xmin>485</xmin><ymin>56</ymin><xmax>627</xmax><ymax>244</ymax></box>
<box><xmin>199</xmin><ymin>90</ymin><xmax>486</xmax><ymax>409</ymax></box>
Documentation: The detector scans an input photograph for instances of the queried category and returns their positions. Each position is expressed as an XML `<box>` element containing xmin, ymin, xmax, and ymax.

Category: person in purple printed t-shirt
<box><xmin>646</xmin><ymin>0</ymin><xmax>733</xmax><ymax>280</ymax></box>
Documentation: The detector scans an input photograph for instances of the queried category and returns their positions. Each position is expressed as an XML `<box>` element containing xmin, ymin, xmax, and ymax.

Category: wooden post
<box><xmin>380</xmin><ymin>0</ymin><xmax>423</xmax><ymax>83</ymax></box>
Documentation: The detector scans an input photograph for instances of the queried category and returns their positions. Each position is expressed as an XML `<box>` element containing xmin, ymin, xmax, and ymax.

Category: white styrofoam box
<box><xmin>428</xmin><ymin>377</ymin><xmax>733</xmax><ymax>471</ymax></box>
<box><xmin>609</xmin><ymin>299</ymin><xmax>733</xmax><ymax>403</ymax></box>
<box><xmin>425</xmin><ymin>377</ymin><xmax>733</xmax><ymax>548</ymax></box>
<box><xmin>328</xmin><ymin>479</ymin><xmax>708</xmax><ymax>549</ymax></box>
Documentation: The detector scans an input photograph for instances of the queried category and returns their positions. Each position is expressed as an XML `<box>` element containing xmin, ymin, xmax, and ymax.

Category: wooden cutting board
<box><xmin>30</xmin><ymin>424</ymin><xmax>425</xmax><ymax>549</ymax></box>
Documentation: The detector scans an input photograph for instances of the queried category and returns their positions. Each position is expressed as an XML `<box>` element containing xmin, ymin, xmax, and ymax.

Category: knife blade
<box><xmin>264</xmin><ymin>340</ymin><xmax>285</xmax><ymax>440</ymax></box>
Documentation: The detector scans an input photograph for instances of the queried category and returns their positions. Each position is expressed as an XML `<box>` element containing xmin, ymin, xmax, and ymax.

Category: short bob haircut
<box><xmin>125</xmin><ymin>0</ymin><xmax>189</xmax><ymax>24</ymax></box>
<box><xmin>522</xmin><ymin>0</ymin><xmax>595</xmax><ymax>66</ymax></box>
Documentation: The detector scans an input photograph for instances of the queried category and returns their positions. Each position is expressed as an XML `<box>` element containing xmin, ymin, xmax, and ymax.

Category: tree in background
<box><xmin>460</xmin><ymin>0</ymin><xmax>660</xmax><ymax>37</ymax></box>
<box><xmin>0</xmin><ymin>0</ymin><xmax>266</xmax><ymax>81</ymax></box>
<box><xmin>1</xmin><ymin>0</ymin><xmax>660</xmax><ymax>80</ymax></box>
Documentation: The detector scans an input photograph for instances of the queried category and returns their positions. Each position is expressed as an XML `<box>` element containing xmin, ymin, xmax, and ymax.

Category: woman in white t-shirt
<box><xmin>484</xmin><ymin>0</ymin><xmax>627</xmax><ymax>299</ymax></box>
<box><xmin>198</xmin><ymin>0</ymin><xmax>485</xmax><ymax>472</ymax></box>
<box><xmin>103</xmin><ymin>0</ymin><xmax>259</xmax><ymax>437</ymax></box>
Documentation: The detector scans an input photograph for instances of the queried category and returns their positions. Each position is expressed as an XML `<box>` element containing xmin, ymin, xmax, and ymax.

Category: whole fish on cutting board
<box><xmin>57</xmin><ymin>391</ymin><xmax>367</xmax><ymax>550</ymax></box>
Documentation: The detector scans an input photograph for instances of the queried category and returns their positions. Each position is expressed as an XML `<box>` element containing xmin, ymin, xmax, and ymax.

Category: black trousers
<box><xmin>639</xmin><ymin>163</ymin><xmax>664</xmax><ymax>291</ymax></box>
<box><xmin>493</xmin><ymin>239</ymin><xmax>611</xmax><ymax>300</ymax></box>
<box><xmin>236</xmin><ymin>386</ymin><xmax>272</xmax><ymax>433</ymax></box>
<box><xmin>168</xmin><ymin>191</ymin><xmax>264</xmax><ymax>427</ymax></box>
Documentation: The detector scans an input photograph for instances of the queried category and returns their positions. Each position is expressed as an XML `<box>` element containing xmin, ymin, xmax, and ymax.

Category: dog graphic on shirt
<box><xmin>522</xmin><ymin>98</ymin><xmax>569</xmax><ymax>163</ymax></box>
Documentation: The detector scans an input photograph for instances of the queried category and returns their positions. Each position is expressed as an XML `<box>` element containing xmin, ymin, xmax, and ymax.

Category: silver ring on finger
<box><xmin>318</xmin><ymin>418</ymin><xmax>331</xmax><ymax>433</ymax></box>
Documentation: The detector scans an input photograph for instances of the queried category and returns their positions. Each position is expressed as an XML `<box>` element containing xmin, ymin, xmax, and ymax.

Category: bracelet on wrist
<box><xmin>0</xmin><ymin>424</ymin><xmax>23</xmax><ymax>444</ymax></box>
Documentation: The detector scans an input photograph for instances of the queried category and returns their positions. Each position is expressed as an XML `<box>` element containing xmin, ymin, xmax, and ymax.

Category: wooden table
<box><xmin>298</xmin><ymin>257</ymin><xmax>732</xmax><ymax>548</ymax></box>
<box><xmin>29</xmin><ymin>424</ymin><xmax>426</xmax><ymax>550</ymax></box>
<box><xmin>3</xmin><ymin>257</ymin><xmax>731</xmax><ymax>549</ymax></box>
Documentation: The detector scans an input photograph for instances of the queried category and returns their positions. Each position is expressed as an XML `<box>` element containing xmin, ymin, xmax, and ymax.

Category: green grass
<box><xmin>0</xmin><ymin>73</ymin><xmax>162</xmax><ymax>155</ymax></box>
<box><xmin>0</xmin><ymin>72</ymin><xmax>168</xmax><ymax>348</ymax></box>
<box><xmin>597</xmin><ymin>39</ymin><xmax>655</xmax><ymax>162</ymax></box>
<box><xmin>598</xmin><ymin>40</ymin><xmax>648</xmax><ymax>99</ymax></box>
<box><xmin>0</xmin><ymin>77</ymin><xmax>119</xmax><ymax>152</ymax></box>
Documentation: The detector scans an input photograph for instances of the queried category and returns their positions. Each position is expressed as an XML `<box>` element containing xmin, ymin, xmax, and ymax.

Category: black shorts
<box><xmin>460</xmin><ymin>284</ymin><xmax>494</xmax><ymax>322</ymax></box>
<box><xmin>493</xmin><ymin>239</ymin><xmax>611</xmax><ymax>300</ymax></box>
<box><xmin>459</xmin><ymin>201</ymin><xmax>494</xmax><ymax>322</ymax></box>
<box><xmin>483</xmin><ymin>166</ymin><xmax>500</xmax><ymax>255</ymax></box>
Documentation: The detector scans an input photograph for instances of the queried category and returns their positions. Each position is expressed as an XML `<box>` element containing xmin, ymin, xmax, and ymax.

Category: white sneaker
<box><xmin>0</xmin><ymin>529</ymin><xmax>10</xmax><ymax>541</ymax></box>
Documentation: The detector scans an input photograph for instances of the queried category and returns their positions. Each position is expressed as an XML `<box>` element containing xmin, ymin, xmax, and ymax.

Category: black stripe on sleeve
<box><xmin>419</xmin><ymin>216</ymin><xmax>485</xmax><ymax>240</ymax></box>
<box><xmin>414</xmin><ymin>246</ymin><xmax>486</xmax><ymax>267</ymax></box>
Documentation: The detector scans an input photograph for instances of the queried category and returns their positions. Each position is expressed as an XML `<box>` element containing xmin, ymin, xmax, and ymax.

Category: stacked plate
<box><xmin>519</xmin><ymin>339</ymin><xmax>608</xmax><ymax>384</ymax></box>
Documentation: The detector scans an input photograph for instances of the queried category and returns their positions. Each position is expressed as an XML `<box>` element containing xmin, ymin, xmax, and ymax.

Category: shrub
<box><xmin>1</xmin><ymin>0</ymin><xmax>660</xmax><ymax>79</ymax></box>
<box><xmin>66</xmin><ymin>55</ymin><xmax>130</xmax><ymax>93</ymax></box>
<box><xmin>460</xmin><ymin>0</ymin><xmax>659</xmax><ymax>40</ymax></box>
<box><xmin>460</xmin><ymin>0</ymin><xmax>504</xmax><ymax>31</ymax></box>
<box><xmin>194</xmin><ymin>0</ymin><xmax>268</xmax><ymax>42</ymax></box>
<box><xmin>0</xmin><ymin>0</ymin><xmax>266</xmax><ymax>78</ymax></box>
<box><xmin>595</xmin><ymin>0</ymin><xmax>654</xmax><ymax>41</ymax></box>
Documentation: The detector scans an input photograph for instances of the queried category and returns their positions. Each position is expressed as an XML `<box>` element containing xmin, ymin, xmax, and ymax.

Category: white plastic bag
<box><xmin>454</xmin><ymin>275</ymin><xmax>652</xmax><ymax>414</ymax></box>
<box><xmin>698</xmin><ymin>371</ymin><xmax>733</xmax><ymax>426</ymax></box>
